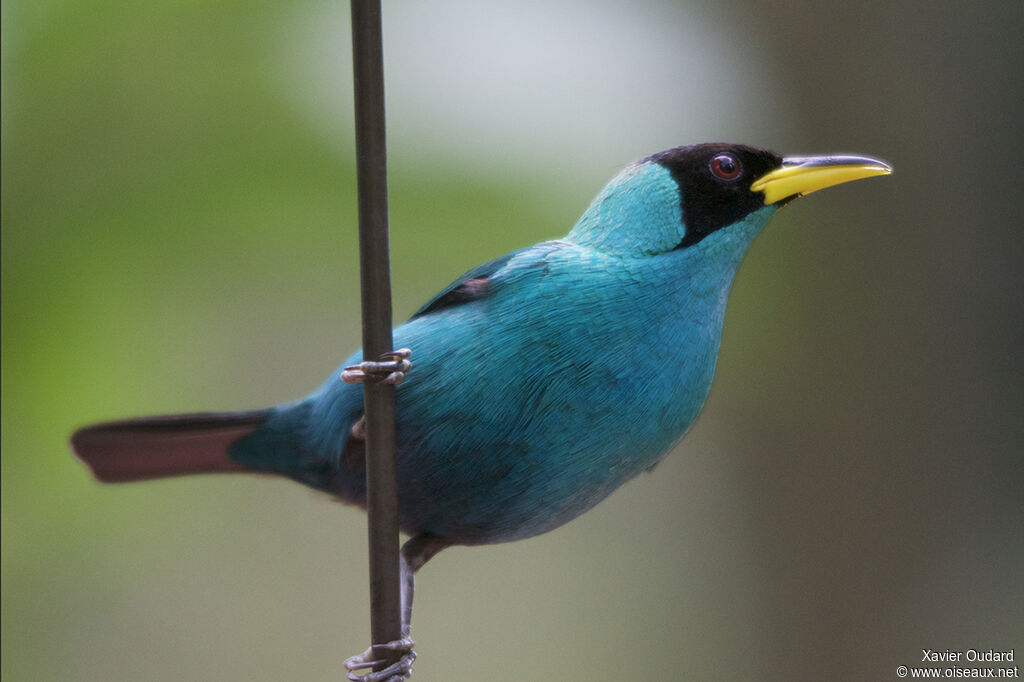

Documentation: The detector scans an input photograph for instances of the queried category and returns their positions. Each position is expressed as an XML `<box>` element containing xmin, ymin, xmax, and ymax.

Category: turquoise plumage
<box><xmin>71</xmin><ymin>142</ymin><xmax>890</xmax><ymax>681</ymax></box>
<box><xmin>236</xmin><ymin>162</ymin><xmax>778</xmax><ymax>544</ymax></box>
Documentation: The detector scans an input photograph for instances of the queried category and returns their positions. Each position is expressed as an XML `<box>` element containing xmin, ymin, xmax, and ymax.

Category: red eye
<box><xmin>710</xmin><ymin>153</ymin><xmax>741</xmax><ymax>180</ymax></box>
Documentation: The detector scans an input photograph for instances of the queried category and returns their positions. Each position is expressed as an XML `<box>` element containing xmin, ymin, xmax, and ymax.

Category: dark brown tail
<box><xmin>71</xmin><ymin>411</ymin><xmax>271</xmax><ymax>482</ymax></box>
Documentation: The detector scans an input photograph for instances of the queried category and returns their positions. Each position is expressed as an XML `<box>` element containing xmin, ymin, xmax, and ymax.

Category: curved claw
<box><xmin>342</xmin><ymin>348</ymin><xmax>413</xmax><ymax>385</ymax></box>
<box><xmin>345</xmin><ymin>637</ymin><xmax>416</xmax><ymax>682</ymax></box>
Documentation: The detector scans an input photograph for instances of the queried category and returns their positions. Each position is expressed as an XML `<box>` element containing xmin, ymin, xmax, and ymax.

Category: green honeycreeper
<box><xmin>72</xmin><ymin>143</ymin><xmax>890</xmax><ymax>681</ymax></box>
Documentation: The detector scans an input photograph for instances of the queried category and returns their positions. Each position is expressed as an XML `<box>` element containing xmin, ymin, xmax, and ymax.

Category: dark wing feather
<box><xmin>410</xmin><ymin>248</ymin><xmax>527</xmax><ymax>319</ymax></box>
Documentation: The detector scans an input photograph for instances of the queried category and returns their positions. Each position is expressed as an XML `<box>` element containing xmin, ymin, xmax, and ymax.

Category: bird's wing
<box><xmin>409</xmin><ymin>247</ymin><xmax>528</xmax><ymax>319</ymax></box>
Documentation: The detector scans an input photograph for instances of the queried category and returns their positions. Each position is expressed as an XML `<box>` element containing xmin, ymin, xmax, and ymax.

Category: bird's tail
<box><xmin>71</xmin><ymin>411</ymin><xmax>272</xmax><ymax>483</ymax></box>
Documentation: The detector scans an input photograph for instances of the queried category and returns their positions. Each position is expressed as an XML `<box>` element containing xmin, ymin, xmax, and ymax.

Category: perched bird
<box><xmin>72</xmin><ymin>143</ymin><xmax>890</xmax><ymax>681</ymax></box>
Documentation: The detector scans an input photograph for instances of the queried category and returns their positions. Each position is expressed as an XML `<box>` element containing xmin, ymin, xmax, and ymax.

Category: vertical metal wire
<box><xmin>349</xmin><ymin>0</ymin><xmax>402</xmax><ymax>671</ymax></box>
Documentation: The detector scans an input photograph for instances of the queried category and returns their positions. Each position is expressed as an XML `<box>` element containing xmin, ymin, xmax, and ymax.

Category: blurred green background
<box><xmin>3</xmin><ymin>0</ymin><xmax>1022</xmax><ymax>680</ymax></box>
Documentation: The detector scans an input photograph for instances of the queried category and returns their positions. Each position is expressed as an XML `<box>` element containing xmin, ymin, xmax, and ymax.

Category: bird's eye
<box><xmin>710</xmin><ymin>153</ymin><xmax>741</xmax><ymax>180</ymax></box>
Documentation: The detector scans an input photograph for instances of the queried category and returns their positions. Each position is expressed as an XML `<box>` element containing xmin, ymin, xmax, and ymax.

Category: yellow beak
<box><xmin>750</xmin><ymin>154</ymin><xmax>892</xmax><ymax>205</ymax></box>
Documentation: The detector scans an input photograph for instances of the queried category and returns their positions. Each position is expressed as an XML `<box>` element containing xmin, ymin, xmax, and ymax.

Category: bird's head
<box><xmin>566</xmin><ymin>143</ymin><xmax>891</xmax><ymax>258</ymax></box>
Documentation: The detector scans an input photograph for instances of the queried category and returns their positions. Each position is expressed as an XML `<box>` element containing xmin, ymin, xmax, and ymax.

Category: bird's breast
<box><xmin>386</xmin><ymin>252</ymin><xmax>730</xmax><ymax>543</ymax></box>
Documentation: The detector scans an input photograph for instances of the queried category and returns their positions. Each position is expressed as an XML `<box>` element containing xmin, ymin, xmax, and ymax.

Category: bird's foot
<box><xmin>341</xmin><ymin>348</ymin><xmax>412</xmax><ymax>385</ymax></box>
<box><xmin>345</xmin><ymin>637</ymin><xmax>416</xmax><ymax>682</ymax></box>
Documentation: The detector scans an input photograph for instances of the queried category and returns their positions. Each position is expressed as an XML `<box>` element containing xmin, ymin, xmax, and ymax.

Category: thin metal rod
<box><xmin>350</xmin><ymin>0</ymin><xmax>402</xmax><ymax>670</ymax></box>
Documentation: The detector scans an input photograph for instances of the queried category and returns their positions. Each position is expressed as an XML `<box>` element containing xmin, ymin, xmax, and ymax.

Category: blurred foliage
<box><xmin>3</xmin><ymin>0</ymin><xmax>1022</xmax><ymax>680</ymax></box>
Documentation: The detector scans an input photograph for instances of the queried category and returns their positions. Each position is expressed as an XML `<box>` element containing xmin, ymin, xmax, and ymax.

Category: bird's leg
<box><xmin>344</xmin><ymin>534</ymin><xmax>450</xmax><ymax>682</ymax></box>
<box><xmin>350</xmin><ymin>415</ymin><xmax>367</xmax><ymax>441</ymax></box>
<box><xmin>341</xmin><ymin>348</ymin><xmax>412</xmax><ymax>385</ymax></box>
